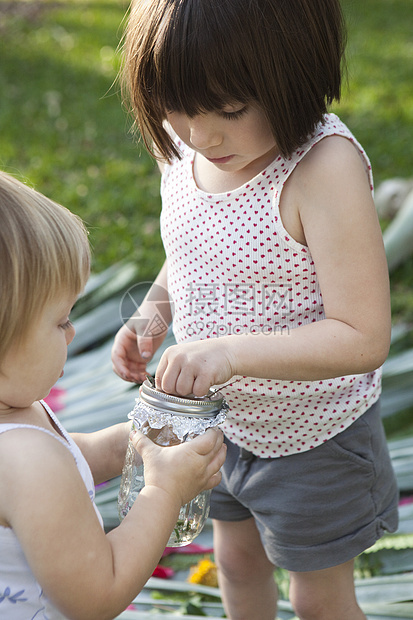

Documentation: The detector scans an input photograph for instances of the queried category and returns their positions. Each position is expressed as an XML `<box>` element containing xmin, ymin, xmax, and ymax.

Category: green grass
<box><xmin>333</xmin><ymin>0</ymin><xmax>413</xmax><ymax>183</ymax></box>
<box><xmin>1</xmin><ymin>0</ymin><xmax>412</xmax><ymax>310</ymax></box>
<box><xmin>0</xmin><ymin>0</ymin><xmax>164</xmax><ymax>278</ymax></box>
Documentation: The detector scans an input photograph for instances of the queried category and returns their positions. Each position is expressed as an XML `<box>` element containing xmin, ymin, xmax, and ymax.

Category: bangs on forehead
<box><xmin>152</xmin><ymin>0</ymin><xmax>256</xmax><ymax>115</ymax></box>
<box><xmin>126</xmin><ymin>0</ymin><xmax>345</xmax><ymax>162</ymax></box>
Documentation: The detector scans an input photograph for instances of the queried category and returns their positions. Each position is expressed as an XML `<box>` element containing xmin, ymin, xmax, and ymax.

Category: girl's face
<box><xmin>0</xmin><ymin>295</ymin><xmax>76</xmax><ymax>411</ymax></box>
<box><xmin>166</xmin><ymin>103</ymin><xmax>279</xmax><ymax>178</ymax></box>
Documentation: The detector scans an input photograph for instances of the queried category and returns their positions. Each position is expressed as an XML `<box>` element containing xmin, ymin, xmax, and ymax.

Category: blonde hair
<box><xmin>0</xmin><ymin>171</ymin><xmax>90</xmax><ymax>364</ymax></box>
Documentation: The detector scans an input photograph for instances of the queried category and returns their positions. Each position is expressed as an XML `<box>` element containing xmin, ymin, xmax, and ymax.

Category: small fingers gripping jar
<box><xmin>118</xmin><ymin>378</ymin><xmax>228</xmax><ymax>547</ymax></box>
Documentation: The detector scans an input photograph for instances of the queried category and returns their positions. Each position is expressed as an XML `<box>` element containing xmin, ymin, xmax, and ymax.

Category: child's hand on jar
<box><xmin>130</xmin><ymin>427</ymin><xmax>226</xmax><ymax>506</ymax></box>
<box><xmin>155</xmin><ymin>337</ymin><xmax>236</xmax><ymax>397</ymax></box>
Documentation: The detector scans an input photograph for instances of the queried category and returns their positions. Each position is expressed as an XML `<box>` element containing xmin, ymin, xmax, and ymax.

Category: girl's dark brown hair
<box><xmin>122</xmin><ymin>0</ymin><xmax>346</xmax><ymax>160</ymax></box>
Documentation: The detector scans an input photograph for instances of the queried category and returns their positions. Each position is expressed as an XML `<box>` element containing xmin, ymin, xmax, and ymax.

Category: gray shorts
<box><xmin>210</xmin><ymin>400</ymin><xmax>399</xmax><ymax>572</ymax></box>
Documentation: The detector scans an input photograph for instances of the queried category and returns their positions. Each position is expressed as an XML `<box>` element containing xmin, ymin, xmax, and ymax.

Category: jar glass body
<box><xmin>117</xmin><ymin>381</ymin><xmax>227</xmax><ymax>547</ymax></box>
<box><xmin>118</xmin><ymin>434</ymin><xmax>211</xmax><ymax>546</ymax></box>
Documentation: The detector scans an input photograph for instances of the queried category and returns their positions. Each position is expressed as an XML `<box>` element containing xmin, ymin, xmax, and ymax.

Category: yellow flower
<box><xmin>187</xmin><ymin>556</ymin><xmax>218</xmax><ymax>588</ymax></box>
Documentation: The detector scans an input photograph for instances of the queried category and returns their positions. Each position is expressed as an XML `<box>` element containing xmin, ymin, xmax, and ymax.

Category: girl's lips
<box><xmin>206</xmin><ymin>155</ymin><xmax>234</xmax><ymax>164</ymax></box>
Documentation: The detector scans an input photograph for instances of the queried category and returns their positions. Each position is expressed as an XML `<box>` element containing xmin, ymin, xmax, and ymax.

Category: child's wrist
<box><xmin>140</xmin><ymin>483</ymin><xmax>183</xmax><ymax>513</ymax></box>
<box><xmin>219</xmin><ymin>334</ymin><xmax>242</xmax><ymax>377</ymax></box>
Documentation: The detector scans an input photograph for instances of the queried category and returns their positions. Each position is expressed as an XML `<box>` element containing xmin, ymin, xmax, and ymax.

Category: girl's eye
<box><xmin>220</xmin><ymin>107</ymin><xmax>248</xmax><ymax>121</ymax></box>
<box><xmin>60</xmin><ymin>319</ymin><xmax>73</xmax><ymax>330</ymax></box>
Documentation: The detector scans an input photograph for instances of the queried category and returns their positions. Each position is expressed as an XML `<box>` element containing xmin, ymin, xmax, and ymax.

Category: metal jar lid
<box><xmin>139</xmin><ymin>378</ymin><xmax>226</xmax><ymax>417</ymax></box>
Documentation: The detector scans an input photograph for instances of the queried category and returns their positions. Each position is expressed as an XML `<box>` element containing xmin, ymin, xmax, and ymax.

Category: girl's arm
<box><xmin>111</xmin><ymin>260</ymin><xmax>171</xmax><ymax>384</ymax></box>
<box><xmin>0</xmin><ymin>426</ymin><xmax>225</xmax><ymax>620</ymax></box>
<box><xmin>70</xmin><ymin>421</ymin><xmax>131</xmax><ymax>485</ymax></box>
<box><xmin>154</xmin><ymin>136</ymin><xmax>391</xmax><ymax>397</ymax></box>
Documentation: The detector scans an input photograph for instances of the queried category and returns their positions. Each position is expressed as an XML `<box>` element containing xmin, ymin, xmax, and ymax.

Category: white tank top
<box><xmin>161</xmin><ymin>113</ymin><xmax>381</xmax><ymax>457</ymax></box>
<box><xmin>0</xmin><ymin>401</ymin><xmax>103</xmax><ymax>619</ymax></box>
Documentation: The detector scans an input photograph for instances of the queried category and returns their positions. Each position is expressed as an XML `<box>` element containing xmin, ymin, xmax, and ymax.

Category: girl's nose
<box><xmin>66</xmin><ymin>323</ymin><xmax>76</xmax><ymax>346</ymax></box>
<box><xmin>189</xmin><ymin>116</ymin><xmax>222</xmax><ymax>150</ymax></box>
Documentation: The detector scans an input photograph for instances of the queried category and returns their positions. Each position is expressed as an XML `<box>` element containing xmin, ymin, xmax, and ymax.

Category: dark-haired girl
<box><xmin>112</xmin><ymin>2</ymin><xmax>398</xmax><ymax>617</ymax></box>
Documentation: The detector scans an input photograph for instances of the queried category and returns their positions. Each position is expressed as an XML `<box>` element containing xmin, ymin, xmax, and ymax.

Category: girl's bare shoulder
<box><xmin>298</xmin><ymin>134</ymin><xmax>369</xmax><ymax>190</ymax></box>
<box><xmin>0</xmin><ymin>425</ymin><xmax>75</xmax><ymax>528</ymax></box>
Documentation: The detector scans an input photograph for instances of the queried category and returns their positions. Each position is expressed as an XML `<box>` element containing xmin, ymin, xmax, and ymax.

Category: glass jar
<box><xmin>118</xmin><ymin>378</ymin><xmax>228</xmax><ymax>547</ymax></box>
